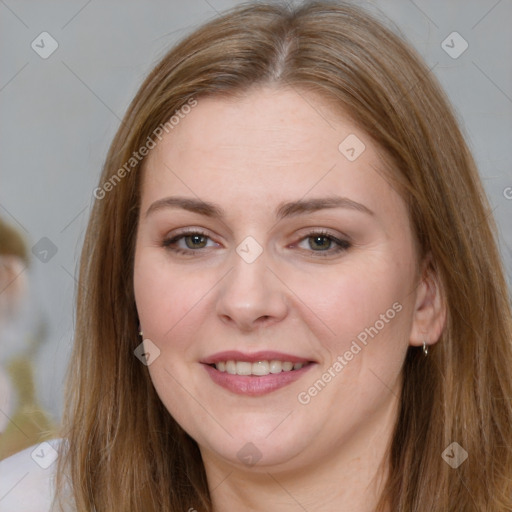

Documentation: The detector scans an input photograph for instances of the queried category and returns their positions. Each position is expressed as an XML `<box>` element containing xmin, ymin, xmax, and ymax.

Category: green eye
<box><xmin>297</xmin><ymin>231</ymin><xmax>351</xmax><ymax>256</ymax></box>
<box><xmin>184</xmin><ymin>234</ymin><xmax>208</xmax><ymax>249</ymax></box>
<box><xmin>308</xmin><ymin>235</ymin><xmax>333</xmax><ymax>251</ymax></box>
<box><xmin>163</xmin><ymin>229</ymin><xmax>351</xmax><ymax>258</ymax></box>
<box><xmin>163</xmin><ymin>230</ymin><xmax>215</xmax><ymax>255</ymax></box>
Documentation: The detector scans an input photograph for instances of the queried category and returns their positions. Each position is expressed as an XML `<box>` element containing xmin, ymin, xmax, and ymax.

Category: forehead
<box><xmin>141</xmin><ymin>86</ymin><xmax>402</xmax><ymax>222</ymax></box>
<box><xmin>149</xmin><ymin>86</ymin><xmax>364</xmax><ymax>170</ymax></box>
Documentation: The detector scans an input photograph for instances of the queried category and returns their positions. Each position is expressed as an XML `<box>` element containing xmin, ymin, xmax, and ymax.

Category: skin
<box><xmin>133</xmin><ymin>86</ymin><xmax>446</xmax><ymax>512</ymax></box>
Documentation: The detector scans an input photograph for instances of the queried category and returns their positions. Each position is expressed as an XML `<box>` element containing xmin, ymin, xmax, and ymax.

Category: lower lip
<box><xmin>202</xmin><ymin>363</ymin><xmax>315</xmax><ymax>396</ymax></box>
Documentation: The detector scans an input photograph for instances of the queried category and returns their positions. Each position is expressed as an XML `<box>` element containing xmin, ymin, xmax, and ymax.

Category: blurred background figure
<box><xmin>0</xmin><ymin>216</ymin><xmax>57</xmax><ymax>460</ymax></box>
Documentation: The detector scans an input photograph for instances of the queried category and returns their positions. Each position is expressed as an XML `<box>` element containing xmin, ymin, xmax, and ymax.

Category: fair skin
<box><xmin>133</xmin><ymin>86</ymin><xmax>445</xmax><ymax>512</ymax></box>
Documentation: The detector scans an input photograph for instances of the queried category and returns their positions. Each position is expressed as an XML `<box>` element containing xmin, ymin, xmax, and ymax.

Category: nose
<box><xmin>215</xmin><ymin>251</ymin><xmax>288</xmax><ymax>332</ymax></box>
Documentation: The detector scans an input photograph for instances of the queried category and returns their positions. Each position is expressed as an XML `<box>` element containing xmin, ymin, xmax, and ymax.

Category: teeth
<box><xmin>226</xmin><ymin>360</ymin><xmax>237</xmax><ymax>375</ymax></box>
<box><xmin>214</xmin><ymin>360</ymin><xmax>305</xmax><ymax>376</ymax></box>
<box><xmin>252</xmin><ymin>361</ymin><xmax>270</xmax><ymax>376</ymax></box>
<box><xmin>270</xmin><ymin>360</ymin><xmax>283</xmax><ymax>374</ymax></box>
<box><xmin>282</xmin><ymin>361</ymin><xmax>293</xmax><ymax>371</ymax></box>
<box><xmin>236</xmin><ymin>361</ymin><xmax>252</xmax><ymax>375</ymax></box>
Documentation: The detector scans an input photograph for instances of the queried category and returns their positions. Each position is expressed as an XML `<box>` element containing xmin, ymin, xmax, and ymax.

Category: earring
<box><xmin>138</xmin><ymin>324</ymin><xmax>143</xmax><ymax>337</ymax></box>
<box><xmin>422</xmin><ymin>340</ymin><xmax>429</xmax><ymax>357</ymax></box>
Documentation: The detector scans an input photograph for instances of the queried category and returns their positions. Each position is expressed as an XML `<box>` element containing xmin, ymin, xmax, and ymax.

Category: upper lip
<box><xmin>201</xmin><ymin>350</ymin><xmax>314</xmax><ymax>365</ymax></box>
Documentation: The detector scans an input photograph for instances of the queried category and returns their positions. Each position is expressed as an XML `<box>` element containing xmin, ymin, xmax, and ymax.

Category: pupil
<box><xmin>310</xmin><ymin>236</ymin><xmax>330</xmax><ymax>250</ymax></box>
<box><xmin>186</xmin><ymin>235</ymin><xmax>206</xmax><ymax>249</ymax></box>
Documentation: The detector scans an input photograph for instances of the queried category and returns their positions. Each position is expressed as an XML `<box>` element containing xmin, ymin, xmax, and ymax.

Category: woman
<box><xmin>1</xmin><ymin>1</ymin><xmax>511</xmax><ymax>511</ymax></box>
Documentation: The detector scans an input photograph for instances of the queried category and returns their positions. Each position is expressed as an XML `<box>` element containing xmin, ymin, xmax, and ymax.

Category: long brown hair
<box><xmin>55</xmin><ymin>1</ymin><xmax>512</xmax><ymax>510</ymax></box>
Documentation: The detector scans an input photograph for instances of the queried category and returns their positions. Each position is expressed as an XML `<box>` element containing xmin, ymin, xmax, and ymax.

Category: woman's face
<box><xmin>134</xmin><ymin>87</ymin><xmax>425</xmax><ymax>473</ymax></box>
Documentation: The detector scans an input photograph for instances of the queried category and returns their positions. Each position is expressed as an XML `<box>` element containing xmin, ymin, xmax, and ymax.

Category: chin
<box><xmin>197</xmin><ymin>424</ymin><xmax>313</xmax><ymax>471</ymax></box>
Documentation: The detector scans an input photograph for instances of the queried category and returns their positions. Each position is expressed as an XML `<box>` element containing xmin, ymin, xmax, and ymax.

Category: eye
<box><xmin>296</xmin><ymin>230</ymin><xmax>351</xmax><ymax>256</ymax></box>
<box><xmin>162</xmin><ymin>230</ymin><xmax>218</xmax><ymax>255</ymax></box>
<box><xmin>162</xmin><ymin>229</ymin><xmax>351</xmax><ymax>258</ymax></box>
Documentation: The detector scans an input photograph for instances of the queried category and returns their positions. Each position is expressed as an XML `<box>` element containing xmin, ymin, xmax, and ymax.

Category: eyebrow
<box><xmin>144</xmin><ymin>195</ymin><xmax>374</xmax><ymax>219</ymax></box>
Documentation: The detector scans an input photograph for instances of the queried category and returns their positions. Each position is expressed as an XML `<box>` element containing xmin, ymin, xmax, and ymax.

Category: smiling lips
<box><xmin>215</xmin><ymin>359</ymin><xmax>305</xmax><ymax>376</ymax></box>
<box><xmin>201</xmin><ymin>350</ymin><xmax>315</xmax><ymax>396</ymax></box>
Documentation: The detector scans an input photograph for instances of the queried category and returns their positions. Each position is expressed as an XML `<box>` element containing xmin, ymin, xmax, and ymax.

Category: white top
<box><xmin>0</xmin><ymin>439</ymin><xmax>60</xmax><ymax>512</ymax></box>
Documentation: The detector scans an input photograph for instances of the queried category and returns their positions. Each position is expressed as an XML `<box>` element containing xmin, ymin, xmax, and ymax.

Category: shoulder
<box><xmin>0</xmin><ymin>439</ymin><xmax>61</xmax><ymax>512</ymax></box>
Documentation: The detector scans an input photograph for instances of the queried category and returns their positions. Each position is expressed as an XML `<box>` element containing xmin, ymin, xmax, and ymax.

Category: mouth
<box><xmin>208</xmin><ymin>359</ymin><xmax>311</xmax><ymax>376</ymax></box>
<box><xmin>201</xmin><ymin>350</ymin><xmax>316</xmax><ymax>396</ymax></box>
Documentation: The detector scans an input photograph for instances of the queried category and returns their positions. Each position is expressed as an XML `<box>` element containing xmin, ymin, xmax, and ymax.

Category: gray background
<box><xmin>0</xmin><ymin>0</ymin><xmax>511</xmax><ymax>421</ymax></box>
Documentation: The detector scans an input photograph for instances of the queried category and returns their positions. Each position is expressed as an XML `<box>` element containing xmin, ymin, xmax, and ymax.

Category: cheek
<box><xmin>133</xmin><ymin>252</ymin><xmax>218</xmax><ymax>348</ymax></box>
<box><xmin>286</xmin><ymin>251</ymin><xmax>415</xmax><ymax>356</ymax></box>
<box><xmin>289</xmin><ymin>260</ymin><xmax>413</xmax><ymax>422</ymax></box>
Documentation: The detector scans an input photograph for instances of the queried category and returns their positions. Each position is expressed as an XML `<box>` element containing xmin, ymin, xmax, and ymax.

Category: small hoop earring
<box><xmin>423</xmin><ymin>340</ymin><xmax>429</xmax><ymax>357</ymax></box>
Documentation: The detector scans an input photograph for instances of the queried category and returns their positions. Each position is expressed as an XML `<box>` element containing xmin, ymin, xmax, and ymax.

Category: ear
<box><xmin>409</xmin><ymin>254</ymin><xmax>446</xmax><ymax>349</ymax></box>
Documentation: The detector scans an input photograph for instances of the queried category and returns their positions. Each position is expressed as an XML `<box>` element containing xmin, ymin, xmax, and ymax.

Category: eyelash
<box><xmin>162</xmin><ymin>229</ymin><xmax>351</xmax><ymax>257</ymax></box>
